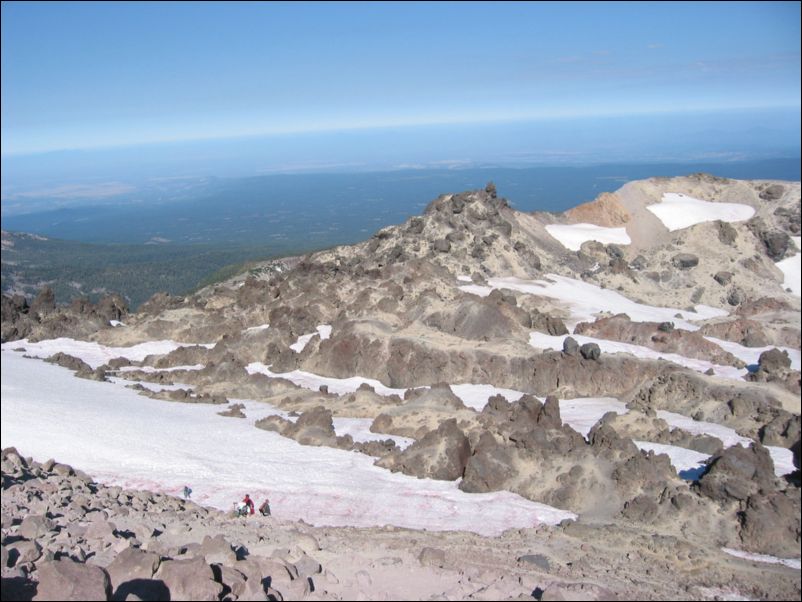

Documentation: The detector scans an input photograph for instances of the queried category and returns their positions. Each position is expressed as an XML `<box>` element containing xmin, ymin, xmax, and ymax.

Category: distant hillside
<box><xmin>0</xmin><ymin>231</ymin><xmax>292</xmax><ymax>308</ymax></box>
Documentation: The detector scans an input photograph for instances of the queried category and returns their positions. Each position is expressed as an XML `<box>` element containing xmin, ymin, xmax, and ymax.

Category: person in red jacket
<box><xmin>242</xmin><ymin>494</ymin><xmax>255</xmax><ymax>515</ymax></box>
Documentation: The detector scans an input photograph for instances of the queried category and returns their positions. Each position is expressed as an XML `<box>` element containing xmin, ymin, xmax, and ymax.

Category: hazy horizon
<box><xmin>2</xmin><ymin>2</ymin><xmax>800</xmax><ymax>213</ymax></box>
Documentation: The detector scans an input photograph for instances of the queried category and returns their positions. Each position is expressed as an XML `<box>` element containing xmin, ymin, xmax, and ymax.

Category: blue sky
<box><xmin>2</xmin><ymin>1</ymin><xmax>800</xmax><ymax>157</ymax></box>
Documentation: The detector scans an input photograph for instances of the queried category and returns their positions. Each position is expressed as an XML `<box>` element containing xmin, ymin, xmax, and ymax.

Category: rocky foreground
<box><xmin>2</xmin><ymin>448</ymin><xmax>800</xmax><ymax>602</ymax></box>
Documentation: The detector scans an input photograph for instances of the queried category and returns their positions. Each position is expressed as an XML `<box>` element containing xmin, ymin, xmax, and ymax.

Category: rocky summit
<box><xmin>1</xmin><ymin>174</ymin><xmax>800</xmax><ymax>601</ymax></box>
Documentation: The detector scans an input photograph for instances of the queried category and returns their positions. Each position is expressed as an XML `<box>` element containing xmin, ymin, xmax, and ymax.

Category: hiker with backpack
<box><xmin>241</xmin><ymin>494</ymin><xmax>255</xmax><ymax>516</ymax></box>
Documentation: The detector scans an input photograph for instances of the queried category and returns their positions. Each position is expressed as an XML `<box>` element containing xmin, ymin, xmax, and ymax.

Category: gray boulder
<box><xmin>671</xmin><ymin>254</ymin><xmax>699</xmax><ymax>269</ymax></box>
<box><xmin>757</xmin><ymin>348</ymin><xmax>792</xmax><ymax>373</ymax></box>
<box><xmin>713</xmin><ymin>271</ymin><xmax>733</xmax><ymax>286</ymax></box>
<box><xmin>19</xmin><ymin>514</ymin><xmax>54</xmax><ymax>539</ymax></box>
<box><xmin>33</xmin><ymin>558</ymin><xmax>112</xmax><ymax>601</ymax></box>
<box><xmin>432</xmin><ymin>239</ymin><xmax>451</xmax><ymax>253</ymax></box>
<box><xmin>759</xmin><ymin>183</ymin><xmax>785</xmax><ymax>201</ymax></box>
<box><xmin>761</xmin><ymin>230</ymin><xmax>790</xmax><ymax>260</ymax></box>
<box><xmin>562</xmin><ymin>337</ymin><xmax>579</xmax><ymax>356</ymax></box>
<box><xmin>579</xmin><ymin>343</ymin><xmax>601</xmax><ymax>361</ymax></box>
<box><xmin>153</xmin><ymin>556</ymin><xmax>223</xmax><ymax>601</ymax></box>
<box><xmin>200</xmin><ymin>534</ymin><xmax>237</xmax><ymax>566</ymax></box>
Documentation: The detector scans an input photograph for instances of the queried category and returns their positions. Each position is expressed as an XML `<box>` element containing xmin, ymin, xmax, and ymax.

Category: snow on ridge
<box><xmin>656</xmin><ymin>410</ymin><xmax>751</xmax><ymax>448</ymax></box>
<box><xmin>290</xmin><ymin>325</ymin><xmax>333</xmax><ymax>353</ymax></box>
<box><xmin>459</xmin><ymin>274</ymin><xmax>728</xmax><ymax>331</ymax></box>
<box><xmin>703</xmin><ymin>336</ymin><xmax>801</xmax><ymax>371</ymax></box>
<box><xmin>634</xmin><ymin>440</ymin><xmax>709</xmax><ymax>474</ymax></box>
<box><xmin>116</xmin><ymin>364</ymin><xmax>205</xmax><ymax>374</ymax></box>
<box><xmin>246</xmin><ymin>362</ymin><xmax>409</xmax><ymax>397</ymax></box>
<box><xmin>1</xmin><ymin>338</ymin><xmax>215</xmax><ymax>370</ymax></box>
<box><xmin>449</xmin><ymin>384</ymin><xmax>525</xmax><ymax>411</ymax></box>
<box><xmin>529</xmin><ymin>331</ymin><xmax>745</xmax><ymax>380</ymax></box>
<box><xmin>776</xmin><ymin>236</ymin><xmax>801</xmax><ymax>297</ymax></box>
<box><xmin>722</xmin><ymin>548</ymin><xmax>801</xmax><ymax>571</ymax></box>
<box><xmin>646</xmin><ymin>193</ymin><xmax>755</xmax><ymax>232</ymax></box>
<box><xmin>558</xmin><ymin>397</ymin><xmax>627</xmax><ymax>438</ymax></box>
<box><xmin>545</xmin><ymin>223</ymin><xmax>631</xmax><ymax>252</ymax></box>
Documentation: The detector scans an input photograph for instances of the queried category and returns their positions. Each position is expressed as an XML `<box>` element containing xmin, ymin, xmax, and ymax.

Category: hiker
<box><xmin>259</xmin><ymin>499</ymin><xmax>271</xmax><ymax>516</ymax></box>
<box><xmin>242</xmin><ymin>494</ymin><xmax>255</xmax><ymax>515</ymax></box>
<box><xmin>182</xmin><ymin>485</ymin><xmax>192</xmax><ymax>500</ymax></box>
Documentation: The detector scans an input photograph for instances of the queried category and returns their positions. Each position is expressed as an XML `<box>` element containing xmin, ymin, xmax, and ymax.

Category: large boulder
<box><xmin>671</xmin><ymin>254</ymin><xmax>699</xmax><ymax>269</ymax></box>
<box><xmin>105</xmin><ymin>547</ymin><xmax>163</xmax><ymax>601</ymax></box>
<box><xmin>33</xmin><ymin>558</ymin><xmax>112</xmax><ymax>601</ymax></box>
<box><xmin>696</xmin><ymin>443</ymin><xmax>776</xmax><ymax>503</ymax></box>
<box><xmin>153</xmin><ymin>557</ymin><xmax>223</xmax><ymax>601</ymax></box>
<box><xmin>376</xmin><ymin>418</ymin><xmax>471</xmax><ymax>480</ymax></box>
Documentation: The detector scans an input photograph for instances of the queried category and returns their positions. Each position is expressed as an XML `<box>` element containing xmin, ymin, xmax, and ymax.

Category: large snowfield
<box><xmin>1</xmin><ymin>351</ymin><xmax>576</xmax><ymax>536</ymax></box>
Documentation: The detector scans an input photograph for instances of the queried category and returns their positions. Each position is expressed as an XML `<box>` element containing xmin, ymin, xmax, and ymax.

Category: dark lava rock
<box><xmin>376</xmin><ymin>418</ymin><xmax>471</xmax><ymax>481</ymax></box>
<box><xmin>696</xmin><ymin>443</ymin><xmax>776</xmax><ymax>503</ymax></box>
<box><xmin>672</xmin><ymin>254</ymin><xmax>699</xmax><ymax>269</ymax></box>
<box><xmin>579</xmin><ymin>343</ymin><xmax>601</xmax><ymax>361</ymax></box>
<box><xmin>759</xmin><ymin>183</ymin><xmax>785</xmax><ymax>201</ymax></box>
<box><xmin>713</xmin><ymin>271</ymin><xmax>733</xmax><ymax>286</ymax></box>
<box><xmin>717</xmin><ymin>221</ymin><xmax>738</xmax><ymax>246</ymax></box>
<box><xmin>433</xmin><ymin>239</ymin><xmax>452</xmax><ymax>253</ymax></box>
<box><xmin>761</xmin><ymin>230</ymin><xmax>790</xmax><ymax>261</ymax></box>
<box><xmin>562</xmin><ymin>337</ymin><xmax>579</xmax><ymax>356</ymax></box>
<box><xmin>757</xmin><ymin>348</ymin><xmax>792</xmax><ymax>373</ymax></box>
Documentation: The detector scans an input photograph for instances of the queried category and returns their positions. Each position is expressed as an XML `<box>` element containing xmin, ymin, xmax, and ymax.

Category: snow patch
<box><xmin>722</xmin><ymin>548</ymin><xmax>801</xmax><ymax>570</ymax></box>
<box><xmin>449</xmin><ymin>384</ymin><xmax>525</xmax><ymax>411</ymax></box>
<box><xmin>244</xmin><ymin>324</ymin><xmax>270</xmax><ymax>333</ymax></box>
<box><xmin>558</xmin><ymin>397</ymin><xmax>628</xmax><ymax>438</ymax></box>
<box><xmin>646</xmin><ymin>193</ymin><xmax>755</xmax><ymax>231</ymax></box>
<box><xmin>290</xmin><ymin>325</ymin><xmax>333</xmax><ymax>353</ymax></box>
<box><xmin>246</xmin><ymin>362</ymin><xmax>409</xmax><ymax>397</ymax></box>
<box><xmin>109</xmin><ymin>320</ymin><xmax>125</xmax><ymax>327</ymax></box>
<box><xmin>460</xmin><ymin>274</ymin><xmax>727</xmax><ymax>331</ymax></box>
<box><xmin>116</xmin><ymin>364</ymin><xmax>205</xmax><ymax>374</ymax></box>
<box><xmin>545</xmin><ymin>223</ymin><xmax>631</xmax><ymax>252</ymax></box>
<box><xmin>634</xmin><ymin>440</ymin><xmax>709</xmax><ymax>477</ymax></box>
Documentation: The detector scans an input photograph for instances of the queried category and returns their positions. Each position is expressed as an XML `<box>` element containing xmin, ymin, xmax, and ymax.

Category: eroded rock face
<box><xmin>376</xmin><ymin>418</ymin><xmax>471</xmax><ymax>480</ymax></box>
<box><xmin>696</xmin><ymin>444</ymin><xmax>776</xmax><ymax>503</ymax></box>
<box><xmin>739</xmin><ymin>489</ymin><xmax>802</xmax><ymax>557</ymax></box>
